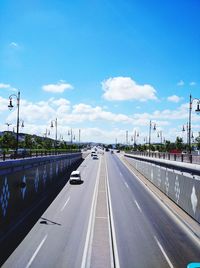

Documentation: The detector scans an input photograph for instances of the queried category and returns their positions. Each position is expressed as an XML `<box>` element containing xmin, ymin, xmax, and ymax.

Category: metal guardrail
<box><xmin>126</xmin><ymin>151</ymin><xmax>200</xmax><ymax>164</ymax></box>
<box><xmin>0</xmin><ymin>150</ymin><xmax>81</xmax><ymax>161</ymax></box>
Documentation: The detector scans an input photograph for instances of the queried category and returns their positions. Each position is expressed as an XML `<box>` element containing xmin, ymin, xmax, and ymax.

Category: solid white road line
<box><xmin>105</xmin><ymin>156</ymin><xmax>120</xmax><ymax>268</ymax></box>
<box><xmin>60</xmin><ymin>197</ymin><xmax>70</xmax><ymax>212</ymax></box>
<box><xmin>154</xmin><ymin>236</ymin><xmax>174</xmax><ymax>268</ymax></box>
<box><xmin>25</xmin><ymin>235</ymin><xmax>48</xmax><ymax>268</ymax></box>
<box><xmin>105</xmin><ymin>159</ymin><xmax>115</xmax><ymax>268</ymax></box>
<box><xmin>121</xmin><ymin>158</ymin><xmax>200</xmax><ymax>247</ymax></box>
<box><xmin>134</xmin><ymin>200</ymin><xmax>142</xmax><ymax>213</ymax></box>
<box><xmin>81</xmin><ymin>156</ymin><xmax>101</xmax><ymax>268</ymax></box>
<box><xmin>124</xmin><ymin>181</ymin><xmax>129</xmax><ymax>189</ymax></box>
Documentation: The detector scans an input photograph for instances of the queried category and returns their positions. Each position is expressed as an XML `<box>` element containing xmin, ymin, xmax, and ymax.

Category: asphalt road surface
<box><xmin>2</xmin><ymin>151</ymin><xmax>200</xmax><ymax>268</ymax></box>
<box><xmin>106</xmin><ymin>152</ymin><xmax>200</xmax><ymax>268</ymax></box>
<box><xmin>3</xmin><ymin>154</ymin><xmax>101</xmax><ymax>268</ymax></box>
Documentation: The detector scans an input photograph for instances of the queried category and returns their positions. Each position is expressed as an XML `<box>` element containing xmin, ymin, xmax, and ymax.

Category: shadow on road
<box><xmin>0</xmin><ymin>158</ymin><xmax>84</xmax><ymax>266</ymax></box>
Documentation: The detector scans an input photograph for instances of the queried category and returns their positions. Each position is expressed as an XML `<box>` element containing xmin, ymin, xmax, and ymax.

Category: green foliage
<box><xmin>195</xmin><ymin>134</ymin><xmax>200</xmax><ymax>149</ymax></box>
<box><xmin>24</xmin><ymin>134</ymin><xmax>34</xmax><ymax>149</ymax></box>
<box><xmin>175</xmin><ymin>136</ymin><xmax>184</xmax><ymax>150</ymax></box>
<box><xmin>0</xmin><ymin>132</ymin><xmax>16</xmax><ymax>150</ymax></box>
<box><xmin>43</xmin><ymin>138</ymin><xmax>53</xmax><ymax>149</ymax></box>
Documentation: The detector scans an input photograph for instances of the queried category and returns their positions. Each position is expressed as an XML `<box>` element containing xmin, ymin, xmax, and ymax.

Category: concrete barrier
<box><xmin>0</xmin><ymin>153</ymin><xmax>82</xmax><ymax>236</ymax></box>
<box><xmin>124</xmin><ymin>154</ymin><xmax>200</xmax><ymax>224</ymax></box>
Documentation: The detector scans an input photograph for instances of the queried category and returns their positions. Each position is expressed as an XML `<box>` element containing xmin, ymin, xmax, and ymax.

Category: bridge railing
<box><xmin>0</xmin><ymin>149</ymin><xmax>81</xmax><ymax>161</ymax></box>
<box><xmin>126</xmin><ymin>151</ymin><xmax>200</xmax><ymax>164</ymax></box>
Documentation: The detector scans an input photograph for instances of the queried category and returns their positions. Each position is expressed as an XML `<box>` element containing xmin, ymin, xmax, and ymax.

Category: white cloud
<box><xmin>177</xmin><ymin>80</ymin><xmax>184</xmax><ymax>86</ymax></box>
<box><xmin>2</xmin><ymin>91</ymin><xmax>199</xmax><ymax>143</ymax></box>
<box><xmin>0</xmin><ymin>96</ymin><xmax>9</xmax><ymax>112</ymax></box>
<box><xmin>50</xmin><ymin>98</ymin><xmax>70</xmax><ymax>106</ymax></box>
<box><xmin>0</xmin><ymin>83</ymin><xmax>10</xmax><ymax>89</ymax></box>
<box><xmin>189</xmin><ymin>81</ymin><xmax>196</xmax><ymax>86</ymax></box>
<box><xmin>42</xmin><ymin>81</ymin><xmax>73</xmax><ymax>93</ymax></box>
<box><xmin>9</xmin><ymin>42</ymin><xmax>19</xmax><ymax>48</ymax></box>
<box><xmin>0</xmin><ymin>83</ymin><xmax>18</xmax><ymax>92</ymax></box>
<box><xmin>72</xmin><ymin>103</ymin><xmax>133</xmax><ymax>123</ymax></box>
<box><xmin>102</xmin><ymin>77</ymin><xmax>157</xmax><ymax>101</ymax></box>
<box><xmin>167</xmin><ymin>95</ymin><xmax>182</xmax><ymax>103</ymax></box>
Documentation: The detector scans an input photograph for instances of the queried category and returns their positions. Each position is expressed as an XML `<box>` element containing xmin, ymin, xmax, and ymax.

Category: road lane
<box><xmin>106</xmin><ymin>152</ymin><xmax>200</xmax><ymax>268</ymax></box>
<box><xmin>3</xmin><ymin>151</ymin><xmax>200</xmax><ymax>268</ymax></box>
<box><xmin>3</xmin><ymin>154</ymin><xmax>101</xmax><ymax>268</ymax></box>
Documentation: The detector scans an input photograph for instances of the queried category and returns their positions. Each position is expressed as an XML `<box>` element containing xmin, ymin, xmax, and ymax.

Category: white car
<box><xmin>69</xmin><ymin>170</ymin><xmax>81</xmax><ymax>184</ymax></box>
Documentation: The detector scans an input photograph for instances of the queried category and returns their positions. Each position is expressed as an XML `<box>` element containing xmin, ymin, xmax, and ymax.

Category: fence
<box><xmin>125</xmin><ymin>153</ymin><xmax>200</xmax><ymax>224</ymax></box>
<box><xmin>127</xmin><ymin>151</ymin><xmax>200</xmax><ymax>164</ymax></box>
<box><xmin>0</xmin><ymin>149</ymin><xmax>80</xmax><ymax>161</ymax></box>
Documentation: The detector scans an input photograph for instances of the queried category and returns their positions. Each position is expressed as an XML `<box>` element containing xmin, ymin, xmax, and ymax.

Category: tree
<box><xmin>195</xmin><ymin>134</ymin><xmax>200</xmax><ymax>150</ymax></box>
<box><xmin>175</xmin><ymin>137</ymin><xmax>184</xmax><ymax>151</ymax></box>
<box><xmin>1</xmin><ymin>132</ymin><xmax>16</xmax><ymax>150</ymax></box>
<box><xmin>164</xmin><ymin>140</ymin><xmax>174</xmax><ymax>152</ymax></box>
<box><xmin>43</xmin><ymin>138</ymin><xmax>53</xmax><ymax>150</ymax></box>
<box><xmin>24</xmin><ymin>134</ymin><xmax>34</xmax><ymax>149</ymax></box>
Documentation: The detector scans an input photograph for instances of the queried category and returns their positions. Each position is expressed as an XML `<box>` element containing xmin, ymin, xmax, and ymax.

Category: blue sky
<box><xmin>0</xmin><ymin>0</ymin><xmax>200</xmax><ymax>143</ymax></box>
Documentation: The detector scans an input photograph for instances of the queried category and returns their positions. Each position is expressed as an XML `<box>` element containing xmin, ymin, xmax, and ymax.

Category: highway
<box><xmin>3</xmin><ymin>154</ymin><xmax>102</xmax><ymax>268</ymax></box>
<box><xmin>2</xmin><ymin>151</ymin><xmax>200</xmax><ymax>268</ymax></box>
<box><xmin>106</xmin><ymin>152</ymin><xmax>200</xmax><ymax>268</ymax></box>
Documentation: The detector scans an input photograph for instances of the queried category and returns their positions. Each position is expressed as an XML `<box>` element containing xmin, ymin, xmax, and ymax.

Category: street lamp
<box><xmin>157</xmin><ymin>130</ymin><xmax>163</xmax><ymax>144</ymax></box>
<box><xmin>44</xmin><ymin>129</ymin><xmax>50</xmax><ymax>138</ymax></box>
<box><xmin>144</xmin><ymin>136</ymin><xmax>148</xmax><ymax>144</ymax></box>
<box><xmin>182</xmin><ymin>123</ymin><xmax>188</xmax><ymax>145</ymax></box>
<box><xmin>148</xmin><ymin>120</ymin><xmax>156</xmax><ymax>153</ymax></box>
<box><xmin>50</xmin><ymin>118</ymin><xmax>57</xmax><ymax>150</ymax></box>
<box><xmin>13</xmin><ymin>121</ymin><xmax>24</xmax><ymax>133</ymax></box>
<box><xmin>8</xmin><ymin>90</ymin><xmax>20</xmax><ymax>152</ymax></box>
<box><xmin>78</xmin><ymin>129</ymin><xmax>81</xmax><ymax>151</ymax></box>
<box><xmin>126</xmin><ymin>130</ymin><xmax>128</xmax><ymax>145</ymax></box>
<box><xmin>5</xmin><ymin>123</ymin><xmax>12</xmax><ymax>131</ymax></box>
<box><xmin>188</xmin><ymin>94</ymin><xmax>200</xmax><ymax>153</ymax></box>
<box><xmin>132</xmin><ymin>131</ymin><xmax>139</xmax><ymax>147</ymax></box>
<box><xmin>68</xmin><ymin>129</ymin><xmax>75</xmax><ymax>152</ymax></box>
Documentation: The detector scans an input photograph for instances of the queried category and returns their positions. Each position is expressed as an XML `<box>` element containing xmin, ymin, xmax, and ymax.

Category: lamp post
<box><xmin>13</xmin><ymin>121</ymin><xmax>24</xmax><ymax>133</ymax></box>
<box><xmin>50</xmin><ymin>118</ymin><xmax>57</xmax><ymax>151</ymax></box>
<box><xmin>78</xmin><ymin>129</ymin><xmax>81</xmax><ymax>151</ymax></box>
<box><xmin>148</xmin><ymin>120</ymin><xmax>156</xmax><ymax>153</ymax></box>
<box><xmin>132</xmin><ymin>130</ymin><xmax>139</xmax><ymax>148</ymax></box>
<box><xmin>5</xmin><ymin>123</ymin><xmax>12</xmax><ymax>131</ymax></box>
<box><xmin>126</xmin><ymin>130</ymin><xmax>128</xmax><ymax>145</ymax></box>
<box><xmin>8</xmin><ymin>90</ymin><xmax>20</xmax><ymax>152</ymax></box>
<box><xmin>157</xmin><ymin>130</ymin><xmax>163</xmax><ymax>144</ymax></box>
<box><xmin>188</xmin><ymin>94</ymin><xmax>200</xmax><ymax>153</ymax></box>
<box><xmin>44</xmin><ymin>129</ymin><xmax>50</xmax><ymax>138</ymax></box>
<box><xmin>182</xmin><ymin>123</ymin><xmax>188</xmax><ymax>146</ymax></box>
<box><xmin>68</xmin><ymin>129</ymin><xmax>75</xmax><ymax>153</ymax></box>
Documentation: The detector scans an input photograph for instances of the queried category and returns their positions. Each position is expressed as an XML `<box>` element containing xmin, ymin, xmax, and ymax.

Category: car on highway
<box><xmin>91</xmin><ymin>151</ymin><xmax>96</xmax><ymax>156</ymax></box>
<box><xmin>92</xmin><ymin>154</ymin><xmax>98</xmax><ymax>159</ymax></box>
<box><xmin>69</xmin><ymin>170</ymin><xmax>81</xmax><ymax>184</ymax></box>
